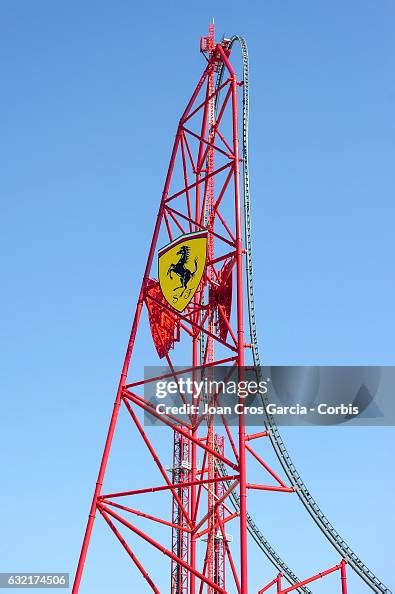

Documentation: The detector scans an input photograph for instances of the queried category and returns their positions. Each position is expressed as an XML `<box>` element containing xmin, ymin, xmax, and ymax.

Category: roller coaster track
<box><xmin>214</xmin><ymin>35</ymin><xmax>392</xmax><ymax>594</ymax></box>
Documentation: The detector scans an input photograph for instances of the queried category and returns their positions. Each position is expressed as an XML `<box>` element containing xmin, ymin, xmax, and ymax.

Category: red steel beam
<box><xmin>99</xmin><ymin>503</ymin><xmax>227</xmax><ymax>594</ymax></box>
<box><xmin>99</xmin><ymin>508</ymin><xmax>160</xmax><ymax>593</ymax></box>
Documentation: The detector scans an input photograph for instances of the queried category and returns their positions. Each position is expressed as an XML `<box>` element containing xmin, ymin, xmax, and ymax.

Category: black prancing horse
<box><xmin>167</xmin><ymin>245</ymin><xmax>198</xmax><ymax>296</ymax></box>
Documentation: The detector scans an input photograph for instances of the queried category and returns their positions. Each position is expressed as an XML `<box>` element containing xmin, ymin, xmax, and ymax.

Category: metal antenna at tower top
<box><xmin>71</xmin><ymin>25</ymin><xmax>391</xmax><ymax>594</ymax></box>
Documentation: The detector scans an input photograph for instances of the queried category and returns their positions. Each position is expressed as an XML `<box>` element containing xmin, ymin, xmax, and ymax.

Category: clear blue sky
<box><xmin>1</xmin><ymin>1</ymin><xmax>394</xmax><ymax>593</ymax></box>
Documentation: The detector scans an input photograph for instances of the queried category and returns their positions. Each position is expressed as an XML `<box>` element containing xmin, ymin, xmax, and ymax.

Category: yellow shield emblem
<box><xmin>158</xmin><ymin>231</ymin><xmax>208</xmax><ymax>312</ymax></box>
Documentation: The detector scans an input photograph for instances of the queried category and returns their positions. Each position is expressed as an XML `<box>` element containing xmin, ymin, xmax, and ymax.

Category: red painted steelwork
<box><xmin>71</xmin><ymin>25</ymin><xmax>350</xmax><ymax>594</ymax></box>
<box><xmin>258</xmin><ymin>562</ymin><xmax>348</xmax><ymax>594</ymax></box>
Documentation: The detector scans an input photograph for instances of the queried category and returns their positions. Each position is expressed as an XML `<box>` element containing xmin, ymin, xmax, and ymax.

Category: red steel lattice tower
<box><xmin>72</xmin><ymin>25</ymin><xmax>350</xmax><ymax>594</ymax></box>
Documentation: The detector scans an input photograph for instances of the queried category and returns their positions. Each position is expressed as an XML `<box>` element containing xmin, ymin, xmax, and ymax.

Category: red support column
<box><xmin>340</xmin><ymin>560</ymin><xmax>348</xmax><ymax>594</ymax></box>
<box><xmin>276</xmin><ymin>573</ymin><xmax>282</xmax><ymax>593</ymax></box>
<box><xmin>230</xmin><ymin>65</ymin><xmax>248</xmax><ymax>594</ymax></box>
<box><xmin>189</xmin><ymin>335</ymin><xmax>199</xmax><ymax>594</ymax></box>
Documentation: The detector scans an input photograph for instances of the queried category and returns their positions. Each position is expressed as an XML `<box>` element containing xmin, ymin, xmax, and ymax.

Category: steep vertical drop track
<box><xmin>215</xmin><ymin>35</ymin><xmax>391</xmax><ymax>594</ymax></box>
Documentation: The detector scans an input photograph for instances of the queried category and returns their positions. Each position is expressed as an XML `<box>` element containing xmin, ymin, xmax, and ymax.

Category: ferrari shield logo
<box><xmin>158</xmin><ymin>231</ymin><xmax>208</xmax><ymax>312</ymax></box>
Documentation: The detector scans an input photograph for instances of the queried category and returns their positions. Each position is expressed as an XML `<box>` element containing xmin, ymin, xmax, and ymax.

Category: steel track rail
<box><xmin>212</xmin><ymin>38</ymin><xmax>311</xmax><ymax>594</ymax></box>
<box><xmin>215</xmin><ymin>35</ymin><xmax>392</xmax><ymax>594</ymax></box>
